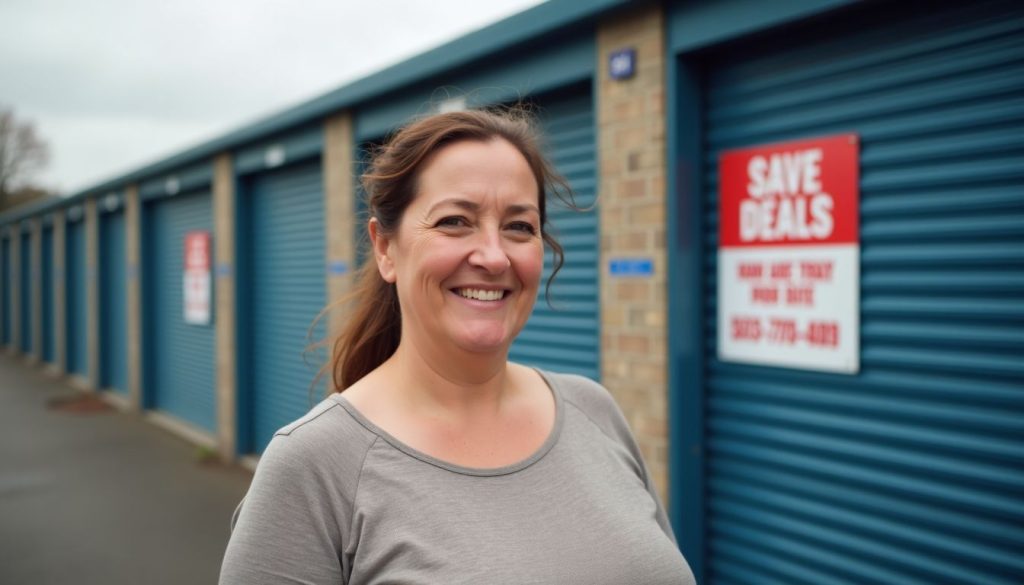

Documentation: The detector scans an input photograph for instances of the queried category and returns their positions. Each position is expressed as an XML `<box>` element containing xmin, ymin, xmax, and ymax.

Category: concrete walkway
<box><xmin>0</xmin><ymin>354</ymin><xmax>252</xmax><ymax>585</ymax></box>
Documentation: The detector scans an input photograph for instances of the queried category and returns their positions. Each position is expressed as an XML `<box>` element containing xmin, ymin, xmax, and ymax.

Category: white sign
<box><xmin>718</xmin><ymin>134</ymin><xmax>860</xmax><ymax>373</ymax></box>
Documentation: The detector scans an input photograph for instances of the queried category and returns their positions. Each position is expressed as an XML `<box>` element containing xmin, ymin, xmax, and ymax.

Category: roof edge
<box><xmin>2</xmin><ymin>0</ymin><xmax>630</xmax><ymax>226</ymax></box>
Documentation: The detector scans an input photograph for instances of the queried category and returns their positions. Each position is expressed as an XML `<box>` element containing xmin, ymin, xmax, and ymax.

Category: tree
<box><xmin>0</xmin><ymin>107</ymin><xmax>50</xmax><ymax>206</ymax></box>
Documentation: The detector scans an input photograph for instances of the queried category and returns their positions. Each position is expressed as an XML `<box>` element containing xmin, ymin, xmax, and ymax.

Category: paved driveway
<box><xmin>0</xmin><ymin>354</ymin><xmax>252</xmax><ymax>585</ymax></box>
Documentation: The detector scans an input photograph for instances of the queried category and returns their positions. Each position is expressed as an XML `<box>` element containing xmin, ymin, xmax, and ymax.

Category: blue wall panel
<box><xmin>100</xmin><ymin>211</ymin><xmax>128</xmax><ymax>393</ymax></box>
<box><xmin>65</xmin><ymin>220</ymin><xmax>87</xmax><ymax>376</ymax></box>
<box><xmin>19</xmin><ymin>232</ymin><xmax>31</xmax><ymax>353</ymax></box>
<box><xmin>692</xmin><ymin>2</ymin><xmax>1024</xmax><ymax>583</ymax></box>
<box><xmin>143</xmin><ymin>190</ymin><xmax>216</xmax><ymax>431</ymax></box>
<box><xmin>242</xmin><ymin>160</ymin><xmax>326</xmax><ymax>453</ymax></box>
<box><xmin>1</xmin><ymin>237</ymin><xmax>9</xmax><ymax>345</ymax></box>
<box><xmin>42</xmin><ymin>226</ymin><xmax>54</xmax><ymax>363</ymax></box>
<box><xmin>508</xmin><ymin>85</ymin><xmax>600</xmax><ymax>381</ymax></box>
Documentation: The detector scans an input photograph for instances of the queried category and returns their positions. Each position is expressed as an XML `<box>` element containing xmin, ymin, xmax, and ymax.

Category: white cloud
<box><xmin>0</xmin><ymin>0</ymin><xmax>544</xmax><ymax>193</ymax></box>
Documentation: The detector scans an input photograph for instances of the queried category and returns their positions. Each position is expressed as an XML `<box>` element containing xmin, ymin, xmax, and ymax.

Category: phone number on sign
<box><xmin>730</xmin><ymin>318</ymin><xmax>839</xmax><ymax>347</ymax></box>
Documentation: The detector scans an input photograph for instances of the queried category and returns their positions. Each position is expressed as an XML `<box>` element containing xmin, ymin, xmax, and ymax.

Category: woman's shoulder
<box><xmin>260</xmin><ymin>394</ymin><xmax>378</xmax><ymax>478</ymax></box>
<box><xmin>539</xmin><ymin>370</ymin><xmax>617</xmax><ymax>409</ymax></box>
<box><xmin>536</xmin><ymin>369</ymin><xmax>631</xmax><ymax>436</ymax></box>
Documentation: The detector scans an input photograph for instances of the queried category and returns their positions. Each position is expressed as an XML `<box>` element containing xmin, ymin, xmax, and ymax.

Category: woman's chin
<box><xmin>452</xmin><ymin>326</ymin><xmax>514</xmax><ymax>355</ymax></box>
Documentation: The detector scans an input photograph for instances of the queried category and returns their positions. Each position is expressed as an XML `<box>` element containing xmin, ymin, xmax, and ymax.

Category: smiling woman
<box><xmin>219</xmin><ymin>108</ymin><xmax>696</xmax><ymax>585</ymax></box>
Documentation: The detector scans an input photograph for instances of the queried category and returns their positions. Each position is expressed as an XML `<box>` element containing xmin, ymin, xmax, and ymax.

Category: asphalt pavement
<box><xmin>0</xmin><ymin>353</ymin><xmax>252</xmax><ymax>585</ymax></box>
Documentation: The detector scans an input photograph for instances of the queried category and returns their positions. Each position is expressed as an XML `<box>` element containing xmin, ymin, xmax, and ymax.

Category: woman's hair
<box><xmin>327</xmin><ymin>106</ymin><xmax>575</xmax><ymax>391</ymax></box>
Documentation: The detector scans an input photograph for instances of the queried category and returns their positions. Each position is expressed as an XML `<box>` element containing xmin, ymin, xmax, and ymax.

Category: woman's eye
<box><xmin>508</xmin><ymin>221</ymin><xmax>537</xmax><ymax>235</ymax></box>
<box><xmin>436</xmin><ymin>216</ymin><xmax>468</xmax><ymax>228</ymax></box>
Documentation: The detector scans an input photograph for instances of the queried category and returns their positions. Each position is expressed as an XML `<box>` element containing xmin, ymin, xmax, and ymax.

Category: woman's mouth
<box><xmin>454</xmin><ymin>288</ymin><xmax>508</xmax><ymax>302</ymax></box>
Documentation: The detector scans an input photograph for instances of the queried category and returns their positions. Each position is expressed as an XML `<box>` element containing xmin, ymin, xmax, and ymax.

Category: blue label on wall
<box><xmin>127</xmin><ymin>264</ymin><xmax>138</xmax><ymax>279</ymax></box>
<box><xmin>216</xmin><ymin>263</ymin><xmax>232</xmax><ymax>277</ymax></box>
<box><xmin>329</xmin><ymin>260</ymin><xmax>349</xmax><ymax>275</ymax></box>
<box><xmin>609</xmin><ymin>47</ymin><xmax>636</xmax><ymax>80</ymax></box>
<box><xmin>609</xmin><ymin>258</ymin><xmax>653</xmax><ymax>277</ymax></box>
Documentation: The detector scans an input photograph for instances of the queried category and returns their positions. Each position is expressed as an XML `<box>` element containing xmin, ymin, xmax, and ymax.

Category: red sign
<box><xmin>719</xmin><ymin>134</ymin><xmax>859</xmax><ymax>248</ymax></box>
<box><xmin>184</xmin><ymin>232</ymin><xmax>211</xmax><ymax>271</ymax></box>
<box><xmin>717</xmin><ymin>134</ymin><xmax>860</xmax><ymax>374</ymax></box>
<box><xmin>183</xmin><ymin>231</ymin><xmax>212</xmax><ymax>325</ymax></box>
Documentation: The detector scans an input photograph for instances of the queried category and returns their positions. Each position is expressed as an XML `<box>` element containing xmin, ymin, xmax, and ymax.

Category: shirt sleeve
<box><xmin>640</xmin><ymin>448</ymin><xmax>678</xmax><ymax>545</ymax></box>
<box><xmin>219</xmin><ymin>434</ymin><xmax>345</xmax><ymax>585</ymax></box>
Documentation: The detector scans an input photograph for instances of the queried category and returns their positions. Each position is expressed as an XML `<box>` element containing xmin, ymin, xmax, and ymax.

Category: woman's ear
<box><xmin>368</xmin><ymin>217</ymin><xmax>396</xmax><ymax>283</ymax></box>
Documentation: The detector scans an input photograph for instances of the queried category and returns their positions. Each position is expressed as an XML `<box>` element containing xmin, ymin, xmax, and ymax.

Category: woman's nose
<box><xmin>468</xmin><ymin>230</ymin><xmax>510</xmax><ymax>274</ymax></box>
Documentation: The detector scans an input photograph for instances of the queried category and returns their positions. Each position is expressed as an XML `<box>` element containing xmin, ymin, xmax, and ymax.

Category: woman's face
<box><xmin>372</xmin><ymin>138</ymin><xmax>544</xmax><ymax>357</ymax></box>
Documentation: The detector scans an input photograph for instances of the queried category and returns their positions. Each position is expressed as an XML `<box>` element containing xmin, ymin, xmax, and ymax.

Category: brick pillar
<box><xmin>85</xmin><ymin>197</ymin><xmax>100</xmax><ymax>390</ymax></box>
<box><xmin>213</xmin><ymin>153</ymin><xmax>238</xmax><ymax>460</ymax></box>
<box><xmin>597</xmin><ymin>5</ymin><xmax>670</xmax><ymax>501</ymax></box>
<box><xmin>31</xmin><ymin>218</ymin><xmax>43</xmax><ymax>361</ymax></box>
<box><xmin>125</xmin><ymin>184</ymin><xmax>143</xmax><ymax>410</ymax></box>
<box><xmin>323</xmin><ymin>112</ymin><xmax>357</xmax><ymax>392</ymax></box>
<box><xmin>54</xmin><ymin>210</ymin><xmax>67</xmax><ymax>373</ymax></box>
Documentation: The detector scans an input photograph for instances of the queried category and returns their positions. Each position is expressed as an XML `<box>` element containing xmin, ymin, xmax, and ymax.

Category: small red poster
<box><xmin>717</xmin><ymin>134</ymin><xmax>860</xmax><ymax>373</ymax></box>
<box><xmin>183</xmin><ymin>231</ymin><xmax>212</xmax><ymax>325</ymax></box>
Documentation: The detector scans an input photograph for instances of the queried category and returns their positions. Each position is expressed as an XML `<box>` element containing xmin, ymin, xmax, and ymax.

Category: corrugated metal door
<box><xmin>699</xmin><ymin>2</ymin><xmax>1024</xmax><ymax>583</ymax></box>
<box><xmin>1</xmin><ymin>236</ymin><xmax>9</xmax><ymax>345</ymax></box>
<box><xmin>100</xmin><ymin>210</ymin><xmax>127</xmax><ymax>393</ymax></box>
<box><xmin>65</xmin><ymin>218</ymin><xmax>87</xmax><ymax>376</ymax></box>
<box><xmin>509</xmin><ymin>86</ymin><xmax>600</xmax><ymax>380</ymax></box>
<box><xmin>143</xmin><ymin>190</ymin><xmax>216</xmax><ymax>431</ymax></box>
<box><xmin>20</xmin><ymin>232</ymin><xmax>31</xmax><ymax>353</ymax></box>
<box><xmin>42</xmin><ymin>225</ymin><xmax>54</xmax><ymax>363</ymax></box>
<box><xmin>242</xmin><ymin>160</ymin><xmax>325</xmax><ymax>453</ymax></box>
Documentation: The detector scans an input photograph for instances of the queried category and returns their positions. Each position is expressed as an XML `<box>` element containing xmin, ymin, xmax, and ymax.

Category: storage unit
<box><xmin>508</xmin><ymin>86</ymin><xmax>600</xmax><ymax>381</ymax></box>
<box><xmin>65</xmin><ymin>212</ymin><xmax>88</xmax><ymax>376</ymax></box>
<box><xmin>41</xmin><ymin>223</ymin><xmax>54</xmax><ymax>363</ymax></box>
<box><xmin>20</xmin><ymin>230</ymin><xmax>32</xmax><ymax>353</ymax></box>
<box><xmin>143</xmin><ymin>184</ymin><xmax>216</xmax><ymax>432</ymax></box>
<box><xmin>237</xmin><ymin>134</ymin><xmax>326</xmax><ymax>453</ymax></box>
<box><xmin>1</xmin><ymin>235</ymin><xmax>9</xmax><ymax>345</ymax></box>
<box><xmin>100</xmin><ymin>200</ymin><xmax>128</xmax><ymax>393</ymax></box>
<box><xmin>673</xmin><ymin>1</ymin><xmax>1024</xmax><ymax>582</ymax></box>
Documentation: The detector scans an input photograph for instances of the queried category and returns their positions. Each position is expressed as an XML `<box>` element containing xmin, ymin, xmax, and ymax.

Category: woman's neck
<box><xmin>382</xmin><ymin>339</ymin><xmax>515</xmax><ymax>420</ymax></box>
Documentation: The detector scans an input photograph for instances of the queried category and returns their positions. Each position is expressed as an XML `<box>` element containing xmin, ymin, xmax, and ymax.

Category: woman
<box><xmin>220</xmin><ymin>108</ymin><xmax>696</xmax><ymax>584</ymax></box>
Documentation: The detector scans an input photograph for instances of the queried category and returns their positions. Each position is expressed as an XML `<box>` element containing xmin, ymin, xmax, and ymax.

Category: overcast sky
<box><xmin>0</xmin><ymin>0</ymin><xmax>544</xmax><ymax>195</ymax></box>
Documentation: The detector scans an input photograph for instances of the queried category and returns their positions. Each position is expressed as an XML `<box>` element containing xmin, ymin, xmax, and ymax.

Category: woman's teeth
<box><xmin>457</xmin><ymin>288</ymin><xmax>505</xmax><ymax>301</ymax></box>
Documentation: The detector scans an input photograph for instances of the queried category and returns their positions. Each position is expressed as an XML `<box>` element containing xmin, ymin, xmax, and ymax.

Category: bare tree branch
<box><xmin>0</xmin><ymin>107</ymin><xmax>50</xmax><ymax>204</ymax></box>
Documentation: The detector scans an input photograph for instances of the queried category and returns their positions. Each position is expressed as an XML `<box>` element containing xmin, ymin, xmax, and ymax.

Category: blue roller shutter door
<box><xmin>100</xmin><ymin>211</ymin><xmax>128</xmax><ymax>393</ymax></box>
<box><xmin>42</xmin><ymin>226</ymin><xmax>54</xmax><ymax>362</ymax></box>
<box><xmin>144</xmin><ymin>191</ymin><xmax>216</xmax><ymax>431</ymax></box>
<box><xmin>1</xmin><ymin>237</ymin><xmax>9</xmax><ymax>345</ymax></box>
<box><xmin>243</xmin><ymin>160</ymin><xmax>325</xmax><ymax>453</ymax></box>
<box><xmin>20</xmin><ymin>232</ymin><xmax>31</xmax><ymax>353</ymax></box>
<box><xmin>699</xmin><ymin>2</ymin><xmax>1024</xmax><ymax>583</ymax></box>
<box><xmin>509</xmin><ymin>87</ymin><xmax>600</xmax><ymax>381</ymax></box>
<box><xmin>65</xmin><ymin>219</ymin><xmax>87</xmax><ymax>376</ymax></box>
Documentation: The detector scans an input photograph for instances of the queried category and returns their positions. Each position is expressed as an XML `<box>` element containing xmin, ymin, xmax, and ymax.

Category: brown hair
<box><xmin>325</xmin><ymin>107</ymin><xmax>574</xmax><ymax>392</ymax></box>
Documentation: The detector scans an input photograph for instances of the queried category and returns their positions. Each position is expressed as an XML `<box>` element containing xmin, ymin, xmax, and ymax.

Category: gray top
<box><xmin>220</xmin><ymin>371</ymin><xmax>696</xmax><ymax>585</ymax></box>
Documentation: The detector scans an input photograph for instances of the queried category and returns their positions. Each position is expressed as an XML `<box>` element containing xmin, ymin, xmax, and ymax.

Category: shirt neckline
<box><xmin>331</xmin><ymin>369</ymin><xmax>564</xmax><ymax>477</ymax></box>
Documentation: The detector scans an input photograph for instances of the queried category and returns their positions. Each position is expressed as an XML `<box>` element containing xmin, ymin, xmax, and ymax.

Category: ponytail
<box><xmin>330</xmin><ymin>260</ymin><xmax>401</xmax><ymax>390</ymax></box>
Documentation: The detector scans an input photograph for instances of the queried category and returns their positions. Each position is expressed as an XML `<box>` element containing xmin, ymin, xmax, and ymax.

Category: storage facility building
<box><xmin>1</xmin><ymin>1</ymin><xmax>1021</xmax><ymax>582</ymax></box>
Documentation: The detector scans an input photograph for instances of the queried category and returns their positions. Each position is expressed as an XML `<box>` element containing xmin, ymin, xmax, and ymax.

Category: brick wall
<box><xmin>323</xmin><ymin>112</ymin><xmax>357</xmax><ymax>364</ymax></box>
<box><xmin>213</xmin><ymin>153</ymin><xmax>238</xmax><ymax>459</ymax></box>
<box><xmin>596</xmin><ymin>5</ymin><xmax>671</xmax><ymax>502</ymax></box>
